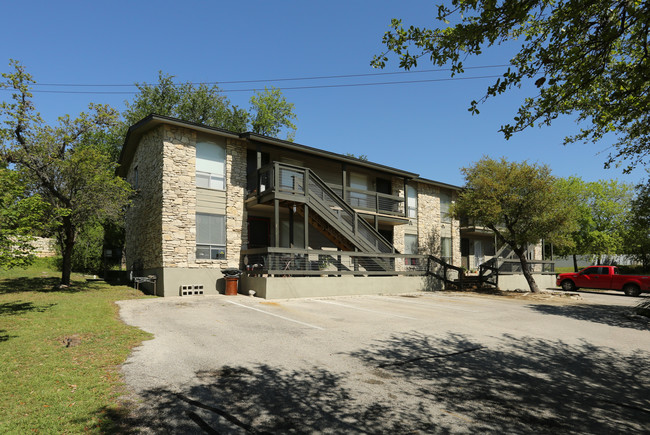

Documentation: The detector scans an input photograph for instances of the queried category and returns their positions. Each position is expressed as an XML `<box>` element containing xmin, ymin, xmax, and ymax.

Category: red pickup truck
<box><xmin>556</xmin><ymin>265</ymin><xmax>650</xmax><ymax>296</ymax></box>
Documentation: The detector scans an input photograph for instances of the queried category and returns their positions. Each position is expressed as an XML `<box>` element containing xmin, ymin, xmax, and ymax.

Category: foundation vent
<box><xmin>180</xmin><ymin>285</ymin><xmax>204</xmax><ymax>296</ymax></box>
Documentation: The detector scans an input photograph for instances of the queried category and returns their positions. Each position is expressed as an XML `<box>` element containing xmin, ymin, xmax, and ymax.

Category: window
<box><xmin>441</xmin><ymin>237</ymin><xmax>452</xmax><ymax>262</ymax></box>
<box><xmin>407</xmin><ymin>185</ymin><xmax>417</xmax><ymax>218</ymax></box>
<box><xmin>349</xmin><ymin>172</ymin><xmax>369</xmax><ymax>208</ymax></box>
<box><xmin>404</xmin><ymin>234</ymin><xmax>418</xmax><ymax>266</ymax></box>
<box><xmin>440</xmin><ymin>191</ymin><xmax>451</xmax><ymax>223</ymax></box>
<box><xmin>196</xmin><ymin>141</ymin><xmax>225</xmax><ymax>190</ymax></box>
<box><xmin>196</xmin><ymin>213</ymin><xmax>226</xmax><ymax>260</ymax></box>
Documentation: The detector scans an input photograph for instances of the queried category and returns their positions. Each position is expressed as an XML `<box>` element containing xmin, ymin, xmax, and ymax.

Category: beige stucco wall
<box><xmin>241</xmin><ymin>275</ymin><xmax>432</xmax><ymax>299</ymax></box>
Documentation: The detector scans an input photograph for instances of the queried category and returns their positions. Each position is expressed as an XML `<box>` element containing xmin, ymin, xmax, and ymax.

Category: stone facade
<box><xmin>125</xmin><ymin>126</ymin><xmax>164</xmax><ymax>271</ymax></box>
<box><xmin>225</xmin><ymin>138</ymin><xmax>247</xmax><ymax>268</ymax></box>
<box><xmin>416</xmin><ymin>182</ymin><xmax>440</xmax><ymax>255</ymax></box>
<box><xmin>124</xmin><ymin>125</ymin><xmax>250</xmax><ymax>294</ymax></box>
<box><xmin>161</xmin><ymin>125</ymin><xmax>197</xmax><ymax>268</ymax></box>
<box><xmin>31</xmin><ymin>237</ymin><xmax>56</xmax><ymax>257</ymax></box>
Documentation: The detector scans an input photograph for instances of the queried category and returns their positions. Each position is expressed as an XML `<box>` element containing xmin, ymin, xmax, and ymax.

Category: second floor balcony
<box><xmin>249</xmin><ymin>162</ymin><xmax>406</xmax><ymax>217</ymax></box>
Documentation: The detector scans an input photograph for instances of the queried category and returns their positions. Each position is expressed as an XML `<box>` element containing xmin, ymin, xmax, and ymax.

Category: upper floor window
<box><xmin>440</xmin><ymin>191</ymin><xmax>452</xmax><ymax>223</ymax></box>
<box><xmin>196</xmin><ymin>141</ymin><xmax>225</xmax><ymax>190</ymax></box>
<box><xmin>407</xmin><ymin>185</ymin><xmax>417</xmax><ymax>218</ymax></box>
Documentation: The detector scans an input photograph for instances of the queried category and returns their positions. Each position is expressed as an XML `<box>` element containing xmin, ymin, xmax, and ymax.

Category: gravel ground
<box><xmin>115</xmin><ymin>290</ymin><xmax>650</xmax><ymax>434</ymax></box>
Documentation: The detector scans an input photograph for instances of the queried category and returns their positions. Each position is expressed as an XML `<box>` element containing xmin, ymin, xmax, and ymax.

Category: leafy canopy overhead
<box><xmin>372</xmin><ymin>0</ymin><xmax>650</xmax><ymax>172</ymax></box>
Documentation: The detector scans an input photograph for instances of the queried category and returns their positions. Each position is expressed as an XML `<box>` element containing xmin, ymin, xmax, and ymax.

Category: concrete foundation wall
<box><xmin>498</xmin><ymin>274</ymin><xmax>557</xmax><ymax>291</ymax></box>
<box><xmin>152</xmin><ymin>268</ymin><xmax>227</xmax><ymax>297</ymax></box>
<box><xmin>240</xmin><ymin>275</ymin><xmax>431</xmax><ymax>299</ymax></box>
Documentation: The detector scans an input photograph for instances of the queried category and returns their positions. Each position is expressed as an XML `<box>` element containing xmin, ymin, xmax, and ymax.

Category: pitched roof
<box><xmin>118</xmin><ymin>114</ymin><xmax>460</xmax><ymax>191</ymax></box>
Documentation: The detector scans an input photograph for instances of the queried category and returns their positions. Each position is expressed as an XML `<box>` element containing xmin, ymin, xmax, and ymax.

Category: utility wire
<box><xmin>9</xmin><ymin>74</ymin><xmax>504</xmax><ymax>95</ymax></box>
<box><xmin>30</xmin><ymin>64</ymin><xmax>510</xmax><ymax>88</ymax></box>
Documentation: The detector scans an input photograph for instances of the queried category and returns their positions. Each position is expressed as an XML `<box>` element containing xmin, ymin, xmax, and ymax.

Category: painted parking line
<box><xmin>379</xmin><ymin>296</ymin><xmax>480</xmax><ymax>313</ymax></box>
<box><xmin>226</xmin><ymin>300</ymin><xmax>324</xmax><ymax>330</ymax></box>
<box><xmin>313</xmin><ymin>299</ymin><xmax>418</xmax><ymax>320</ymax></box>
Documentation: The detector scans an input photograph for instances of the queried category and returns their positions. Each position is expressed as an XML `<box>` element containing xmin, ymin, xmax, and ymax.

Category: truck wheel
<box><xmin>623</xmin><ymin>284</ymin><xmax>641</xmax><ymax>297</ymax></box>
<box><xmin>561</xmin><ymin>280</ymin><xmax>576</xmax><ymax>291</ymax></box>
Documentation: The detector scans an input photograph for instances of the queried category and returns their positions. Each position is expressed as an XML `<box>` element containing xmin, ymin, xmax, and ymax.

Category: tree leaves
<box><xmin>373</xmin><ymin>0</ymin><xmax>650</xmax><ymax>172</ymax></box>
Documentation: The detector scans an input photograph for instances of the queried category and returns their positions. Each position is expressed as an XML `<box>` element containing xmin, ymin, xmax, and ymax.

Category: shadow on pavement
<box><xmin>528</xmin><ymin>304</ymin><xmax>650</xmax><ymax>331</ymax></box>
<box><xmin>102</xmin><ymin>332</ymin><xmax>650</xmax><ymax>434</ymax></box>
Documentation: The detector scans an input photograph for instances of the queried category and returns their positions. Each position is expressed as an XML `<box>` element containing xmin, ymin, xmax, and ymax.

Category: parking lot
<box><xmin>117</xmin><ymin>291</ymin><xmax>650</xmax><ymax>433</ymax></box>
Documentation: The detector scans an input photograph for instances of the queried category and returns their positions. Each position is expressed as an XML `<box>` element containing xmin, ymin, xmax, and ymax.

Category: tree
<box><xmin>372</xmin><ymin>1</ymin><xmax>650</xmax><ymax>172</ymax></box>
<box><xmin>249</xmin><ymin>87</ymin><xmax>297</xmax><ymax>139</ymax></box>
<box><xmin>0</xmin><ymin>60</ymin><xmax>132</xmax><ymax>285</ymax></box>
<box><xmin>453</xmin><ymin>157</ymin><xmax>576</xmax><ymax>292</ymax></box>
<box><xmin>123</xmin><ymin>73</ymin><xmax>297</xmax><ymax>140</ymax></box>
<box><xmin>555</xmin><ymin>177</ymin><xmax>633</xmax><ymax>270</ymax></box>
<box><xmin>0</xmin><ymin>165</ymin><xmax>47</xmax><ymax>269</ymax></box>
<box><xmin>625</xmin><ymin>178</ymin><xmax>650</xmax><ymax>269</ymax></box>
<box><xmin>123</xmin><ymin>71</ymin><xmax>246</xmax><ymax>132</ymax></box>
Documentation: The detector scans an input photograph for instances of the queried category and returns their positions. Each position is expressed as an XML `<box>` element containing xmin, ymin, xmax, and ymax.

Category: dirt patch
<box><xmin>442</xmin><ymin>289</ymin><xmax>582</xmax><ymax>303</ymax></box>
<box><xmin>60</xmin><ymin>334</ymin><xmax>82</xmax><ymax>348</ymax></box>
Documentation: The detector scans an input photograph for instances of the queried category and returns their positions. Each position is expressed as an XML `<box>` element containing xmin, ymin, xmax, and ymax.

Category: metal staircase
<box><xmin>254</xmin><ymin>162</ymin><xmax>396</xmax><ymax>261</ymax></box>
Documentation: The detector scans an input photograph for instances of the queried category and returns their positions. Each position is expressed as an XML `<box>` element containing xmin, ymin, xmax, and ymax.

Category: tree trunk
<box><xmin>573</xmin><ymin>254</ymin><xmax>578</xmax><ymax>272</ymax></box>
<box><xmin>515</xmin><ymin>248</ymin><xmax>539</xmax><ymax>293</ymax></box>
<box><xmin>60</xmin><ymin>217</ymin><xmax>75</xmax><ymax>286</ymax></box>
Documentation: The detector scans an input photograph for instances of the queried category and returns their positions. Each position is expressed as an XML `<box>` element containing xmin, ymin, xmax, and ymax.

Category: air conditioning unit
<box><xmin>180</xmin><ymin>284</ymin><xmax>204</xmax><ymax>296</ymax></box>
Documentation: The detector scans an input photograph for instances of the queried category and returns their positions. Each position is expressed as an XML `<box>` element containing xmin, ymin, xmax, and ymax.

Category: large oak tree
<box><xmin>1</xmin><ymin>60</ymin><xmax>131</xmax><ymax>285</ymax></box>
<box><xmin>453</xmin><ymin>157</ymin><xmax>576</xmax><ymax>292</ymax></box>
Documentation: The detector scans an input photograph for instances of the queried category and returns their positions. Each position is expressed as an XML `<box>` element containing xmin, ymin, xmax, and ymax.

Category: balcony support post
<box><xmin>274</xmin><ymin>198</ymin><xmax>280</xmax><ymax>248</ymax></box>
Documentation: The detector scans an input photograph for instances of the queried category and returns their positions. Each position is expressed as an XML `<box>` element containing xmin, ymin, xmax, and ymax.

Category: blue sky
<box><xmin>1</xmin><ymin>0</ymin><xmax>645</xmax><ymax>187</ymax></box>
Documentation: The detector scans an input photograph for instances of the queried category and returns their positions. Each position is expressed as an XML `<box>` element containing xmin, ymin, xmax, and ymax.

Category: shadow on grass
<box><xmin>0</xmin><ymin>301</ymin><xmax>56</xmax><ymax>316</ymax></box>
<box><xmin>528</xmin><ymin>304</ymin><xmax>649</xmax><ymax>331</ymax></box>
<box><xmin>0</xmin><ymin>329</ymin><xmax>14</xmax><ymax>342</ymax></box>
<box><xmin>0</xmin><ymin>277</ymin><xmax>91</xmax><ymax>294</ymax></box>
<box><xmin>94</xmin><ymin>333</ymin><xmax>650</xmax><ymax>434</ymax></box>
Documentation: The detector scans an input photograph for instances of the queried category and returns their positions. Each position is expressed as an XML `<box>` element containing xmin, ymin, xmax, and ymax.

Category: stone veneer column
<box><xmin>161</xmin><ymin>126</ymin><xmax>197</xmax><ymax>268</ymax></box>
<box><xmin>124</xmin><ymin>126</ymin><xmax>164</xmax><ymax>271</ymax></box>
<box><xmin>416</xmin><ymin>182</ymin><xmax>440</xmax><ymax>255</ymax></box>
<box><xmin>225</xmin><ymin>139</ymin><xmax>247</xmax><ymax>268</ymax></box>
<box><xmin>450</xmin><ymin>190</ymin><xmax>462</xmax><ymax>267</ymax></box>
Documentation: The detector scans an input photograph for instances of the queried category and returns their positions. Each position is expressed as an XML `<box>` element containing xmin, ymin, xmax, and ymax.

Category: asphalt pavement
<box><xmin>116</xmin><ymin>290</ymin><xmax>650</xmax><ymax>434</ymax></box>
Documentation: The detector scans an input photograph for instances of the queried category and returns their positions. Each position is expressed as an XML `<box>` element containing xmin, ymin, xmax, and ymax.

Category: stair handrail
<box><xmin>426</xmin><ymin>255</ymin><xmax>465</xmax><ymax>289</ymax></box>
<box><xmin>302</xmin><ymin>166</ymin><xmax>395</xmax><ymax>254</ymax></box>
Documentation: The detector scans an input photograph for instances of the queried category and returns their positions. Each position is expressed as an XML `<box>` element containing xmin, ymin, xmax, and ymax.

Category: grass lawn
<box><xmin>0</xmin><ymin>258</ymin><xmax>151</xmax><ymax>434</ymax></box>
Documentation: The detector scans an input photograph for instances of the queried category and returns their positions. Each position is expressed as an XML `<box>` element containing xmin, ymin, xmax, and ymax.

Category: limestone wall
<box><xmin>225</xmin><ymin>138</ymin><xmax>248</xmax><ymax>268</ymax></box>
<box><xmin>124</xmin><ymin>126</ymin><xmax>164</xmax><ymax>271</ymax></box>
<box><xmin>161</xmin><ymin>125</ymin><xmax>197</xmax><ymax>268</ymax></box>
<box><xmin>31</xmin><ymin>237</ymin><xmax>56</xmax><ymax>257</ymax></box>
<box><xmin>416</xmin><ymin>183</ymin><xmax>439</xmax><ymax>254</ymax></box>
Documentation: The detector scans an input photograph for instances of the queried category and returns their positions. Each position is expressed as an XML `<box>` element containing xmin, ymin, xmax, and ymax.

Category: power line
<box><xmin>30</xmin><ymin>64</ymin><xmax>510</xmax><ymax>88</ymax></box>
<box><xmin>5</xmin><ymin>74</ymin><xmax>504</xmax><ymax>95</ymax></box>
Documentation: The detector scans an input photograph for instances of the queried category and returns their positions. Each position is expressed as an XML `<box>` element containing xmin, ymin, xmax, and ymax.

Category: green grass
<box><xmin>0</xmin><ymin>258</ymin><xmax>151</xmax><ymax>433</ymax></box>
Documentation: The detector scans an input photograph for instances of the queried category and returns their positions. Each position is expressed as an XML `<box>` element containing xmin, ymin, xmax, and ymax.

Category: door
<box><xmin>248</xmin><ymin>217</ymin><xmax>270</xmax><ymax>248</ymax></box>
<box><xmin>575</xmin><ymin>266</ymin><xmax>608</xmax><ymax>289</ymax></box>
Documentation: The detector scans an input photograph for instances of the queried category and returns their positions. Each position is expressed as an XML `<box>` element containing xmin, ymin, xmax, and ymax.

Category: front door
<box><xmin>248</xmin><ymin>217</ymin><xmax>270</xmax><ymax>248</ymax></box>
